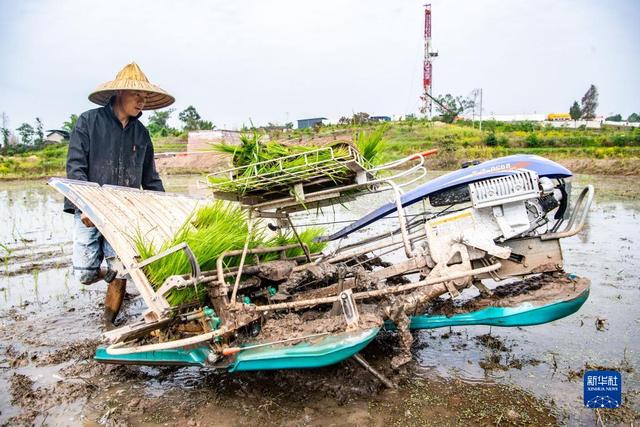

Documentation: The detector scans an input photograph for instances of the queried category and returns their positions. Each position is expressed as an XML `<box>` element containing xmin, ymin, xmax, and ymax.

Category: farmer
<box><xmin>64</xmin><ymin>62</ymin><xmax>174</xmax><ymax>329</ymax></box>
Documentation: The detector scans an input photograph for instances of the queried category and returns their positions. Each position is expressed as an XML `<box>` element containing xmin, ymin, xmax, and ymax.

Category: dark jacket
<box><xmin>64</xmin><ymin>99</ymin><xmax>164</xmax><ymax>213</ymax></box>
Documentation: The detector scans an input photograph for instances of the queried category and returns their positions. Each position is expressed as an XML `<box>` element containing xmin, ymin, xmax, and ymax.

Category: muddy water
<box><xmin>0</xmin><ymin>174</ymin><xmax>638</xmax><ymax>426</ymax></box>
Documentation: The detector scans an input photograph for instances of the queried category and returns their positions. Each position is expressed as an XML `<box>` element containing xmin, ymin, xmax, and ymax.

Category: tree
<box><xmin>351</xmin><ymin>112</ymin><xmax>370</xmax><ymax>125</ymax></box>
<box><xmin>605</xmin><ymin>114</ymin><xmax>622</xmax><ymax>122</ymax></box>
<box><xmin>147</xmin><ymin>108</ymin><xmax>175</xmax><ymax>136</ymax></box>
<box><xmin>179</xmin><ymin>106</ymin><xmax>202</xmax><ymax>131</ymax></box>
<box><xmin>580</xmin><ymin>84</ymin><xmax>598</xmax><ymax>120</ymax></box>
<box><xmin>35</xmin><ymin>117</ymin><xmax>44</xmax><ymax>144</ymax></box>
<box><xmin>198</xmin><ymin>120</ymin><xmax>214</xmax><ymax>130</ymax></box>
<box><xmin>404</xmin><ymin>113</ymin><xmax>417</xmax><ymax>129</ymax></box>
<box><xmin>179</xmin><ymin>106</ymin><xmax>215</xmax><ymax>131</ymax></box>
<box><xmin>627</xmin><ymin>113</ymin><xmax>640</xmax><ymax>123</ymax></box>
<box><xmin>17</xmin><ymin>123</ymin><xmax>35</xmax><ymax>145</ymax></box>
<box><xmin>284</xmin><ymin>122</ymin><xmax>294</xmax><ymax>130</ymax></box>
<box><xmin>338</xmin><ymin>116</ymin><xmax>351</xmax><ymax>126</ymax></box>
<box><xmin>1</xmin><ymin>113</ymin><xmax>9</xmax><ymax>147</ymax></box>
<box><xmin>569</xmin><ymin>101</ymin><xmax>581</xmax><ymax>121</ymax></box>
<box><xmin>263</xmin><ymin>122</ymin><xmax>284</xmax><ymax>139</ymax></box>
<box><xmin>434</xmin><ymin>94</ymin><xmax>473</xmax><ymax>123</ymax></box>
<box><xmin>62</xmin><ymin>114</ymin><xmax>78</xmax><ymax>132</ymax></box>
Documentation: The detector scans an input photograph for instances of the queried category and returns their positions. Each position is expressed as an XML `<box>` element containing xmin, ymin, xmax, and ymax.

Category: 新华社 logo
<box><xmin>584</xmin><ymin>370</ymin><xmax>622</xmax><ymax>408</ymax></box>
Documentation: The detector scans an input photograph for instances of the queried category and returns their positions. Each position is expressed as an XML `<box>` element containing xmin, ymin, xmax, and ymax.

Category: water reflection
<box><xmin>0</xmin><ymin>173</ymin><xmax>638</xmax><ymax>423</ymax></box>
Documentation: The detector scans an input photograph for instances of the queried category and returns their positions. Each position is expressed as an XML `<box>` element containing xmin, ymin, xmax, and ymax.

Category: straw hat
<box><xmin>88</xmin><ymin>62</ymin><xmax>175</xmax><ymax>110</ymax></box>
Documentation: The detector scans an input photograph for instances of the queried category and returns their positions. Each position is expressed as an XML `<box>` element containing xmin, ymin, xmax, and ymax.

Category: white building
<box><xmin>45</xmin><ymin>130</ymin><xmax>70</xmax><ymax>143</ymax></box>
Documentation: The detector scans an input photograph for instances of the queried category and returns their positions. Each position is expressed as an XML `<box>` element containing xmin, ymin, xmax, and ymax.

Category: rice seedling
<box><xmin>32</xmin><ymin>269</ymin><xmax>39</xmax><ymax>288</ymax></box>
<box><xmin>31</xmin><ymin>269</ymin><xmax>40</xmax><ymax>303</ymax></box>
<box><xmin>355</xmin><ymin>124</ymin><xmax>387</xmax><ymax>165</ymax></box>
<box><xmin>134</xmin><ymin>201</ymin><xmax>327</xmax><ymax>306</ymax></box>
<box><xmin>64</xmin><ymin>269</ymin><xmax>70</xmax><ymax>292</ymax></box>
<box><xmin>0</xmin><ymin>243</ymin><xmax>10</xmax><ymax>272</ymax></box>
<box><xmin>213</xmin><ymin>131</ymin><xmax>299</xmax><ymax>167</ymax></box>
<box><xmin>208</xmin><ymin>128</ymin><xmax>386</xmax><ymax>194</ymax></box>
<box><xmin>264</xmin><ymin>227</ymin><xmax>327</xmax><ymax>259</ymax></box>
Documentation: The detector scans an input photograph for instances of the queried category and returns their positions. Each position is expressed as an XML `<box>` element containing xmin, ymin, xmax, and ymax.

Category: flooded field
<box><xmin>0</xmin><ymin>173</ymin><xmax>638</xmax><ymax>426</ymax></box>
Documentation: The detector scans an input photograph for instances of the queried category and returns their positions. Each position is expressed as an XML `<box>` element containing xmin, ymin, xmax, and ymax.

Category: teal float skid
<box><xmin>95</xmin><ymin>327</ymin><xmax>380</xmax><ymax>370</ymax></box>
<box><xmin>406</xmin><ymin>286</ymin><xmax>589</xmax><ymax>329</ymax></box>
<box><xmin>94</xmin><ymin>286</ymin><xmax>588</xmax><ymax>370</ymax></box>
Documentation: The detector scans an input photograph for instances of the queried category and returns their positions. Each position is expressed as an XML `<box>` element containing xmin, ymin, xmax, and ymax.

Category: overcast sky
<box><xmin>1</xmin><ymin>0</ymin><xmax>638</xmax><ymax>131</ymax></box>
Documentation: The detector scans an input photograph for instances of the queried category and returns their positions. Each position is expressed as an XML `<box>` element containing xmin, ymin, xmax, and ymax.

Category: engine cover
<box><xmin>469</xmin><ymin>170</ymin><xmax>541</xmax><ymax>239</ymax></box>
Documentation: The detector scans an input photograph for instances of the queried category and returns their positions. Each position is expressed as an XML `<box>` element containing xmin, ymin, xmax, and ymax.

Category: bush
<box><xmin>525</xmin><ymin>133</ymin><xmax>542</xmax><ymax>148</ymax></box>
<box><xmin>612</xmin><ymin>134</ymin><xmax>632</xmax><ymax>147</ymax></box>
<box><xmin>437</xmin><ymin>135</ymin><xmax>457</xmax><ymax>154</ymax></box>
<box><xmin>485</xmin><ymin>132</ymin><xmax>498</xmax><ymax>146</ymax></box>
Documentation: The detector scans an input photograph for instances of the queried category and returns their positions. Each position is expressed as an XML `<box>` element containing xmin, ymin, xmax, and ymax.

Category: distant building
<box><xmin>472</xmin><ymin>113</ymin><xmax>547</xmax><ymax>122</ymax></box>
<box><xmin>297</xmin><ymin>117</ymin><xmax>327</xmax><ymax>129</ymax></box>
<box><xmin>369</xmin><ymin>116</ymin><xmax>391</xmax><ymax>122</ymax></box>
<box><xmin>45</xmin><ymin>129</ymin><xmax>70</xmax><ymax>143</ymax></box>
<box><xmin>547</xmin><ymin>113</ymin><xmax>571</xmax><ymax>121</ymax></box>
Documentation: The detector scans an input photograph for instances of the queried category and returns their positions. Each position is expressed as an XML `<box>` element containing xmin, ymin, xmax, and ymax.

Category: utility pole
<box><xmin>1</xmin><ymin>112</ymin><xmax>9</xmax><ymax>148</ymax></box>
<box><xmin>420</xmin><ymin>4</ymin><xmax>438</xmax><ymax>118</ymax></box>
<box><xmin>479</xmin><ymin>88</ymin><xmax>483</xmax><ymax>132</ymax></box>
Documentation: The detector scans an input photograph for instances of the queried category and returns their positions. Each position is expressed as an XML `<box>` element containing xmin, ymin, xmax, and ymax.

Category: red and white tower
<box><xmin>420</xmin><ymin>4</ymin><xmax>438</xmax><ymax>117</ymax></box>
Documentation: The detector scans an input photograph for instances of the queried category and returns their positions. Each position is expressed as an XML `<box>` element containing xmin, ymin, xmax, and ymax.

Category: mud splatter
<box><xmin>37</xmin><ymin>338</ymin><xmax>102</xmax><ymax>366</ymax></box>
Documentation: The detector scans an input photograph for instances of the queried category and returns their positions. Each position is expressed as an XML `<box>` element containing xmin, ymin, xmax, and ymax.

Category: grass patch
<box><xmin>0</xmin><ymin>142</ymin><xmax>68</xmax><ymax>178</ymax></box>
<box><xmin>151</xmin><ymin>135</ymin><xmax>188</xmax><ymax>153</ymax></box>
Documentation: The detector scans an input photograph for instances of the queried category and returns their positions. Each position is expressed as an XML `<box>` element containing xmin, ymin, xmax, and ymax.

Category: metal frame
<box><xmin>206</xmin><ymin>145</ymin><xmax>373</xmax><ymax>193</ymax></box>
<box><xmin>206</xmin><ymin>149</ymin><xmax>432</xmax><ymax>212</ymax></box>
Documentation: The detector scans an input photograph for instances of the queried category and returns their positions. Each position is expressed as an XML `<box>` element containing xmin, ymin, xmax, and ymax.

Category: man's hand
<box><xmin>80</xmin><ymin>213</ymin><xmax>95</xmax><ymax>228</ymax></box>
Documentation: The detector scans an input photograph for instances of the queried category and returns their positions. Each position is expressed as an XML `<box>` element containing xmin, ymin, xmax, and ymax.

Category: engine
<box><xmin>422</xmin><ymin>170</ymin><xmax>568</xmax><ymax>275</ymax></box>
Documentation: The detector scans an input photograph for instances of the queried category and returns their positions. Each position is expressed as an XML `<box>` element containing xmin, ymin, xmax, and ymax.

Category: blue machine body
<box><xmin>327</xmin><ymin>154</ymin><xmax>572</xmax><ymax>241</ymax></box>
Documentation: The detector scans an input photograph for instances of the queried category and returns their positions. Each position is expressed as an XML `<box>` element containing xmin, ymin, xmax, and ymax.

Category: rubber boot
<box><xmin>103</xmin><ymin>279</ymin><xmax>126</xmax><ymax>330</ymax></box>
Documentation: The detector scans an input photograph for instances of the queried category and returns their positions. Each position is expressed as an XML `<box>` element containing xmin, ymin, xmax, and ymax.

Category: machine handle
<box><xmin>409</xmin><ymin>149</ymin><xmax>438</xmax><ymax>160</ymax></box>
<box><xmin>221</xmin><ymin>332</ymin><xmax>331</xmax><ymax>356</ymax></box>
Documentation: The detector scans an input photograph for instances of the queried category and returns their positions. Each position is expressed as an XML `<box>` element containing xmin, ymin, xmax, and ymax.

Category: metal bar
<box><xmin>222</xmin><ymin>332</ymin><xmax>331</xmax><ymax>355</ymax></box>
<box><xmin>388</xmin><ymin>180</ymin><xmax>413</xmax><ymax>258</ymax></box>
<box><xmin>287</xmin><ymin>214</ymin><xmax>312</xmax><ymax>262</ymax></box>
<box><xmin>327</xmin><ymin>230</ymin><xmax>425</xmax><ymax>264</ymax></box>
<box><xmin>541</xmin><ymin>185</ymin><xmax>594</xmax><ymax>240</ymax></box>
<box><xmin>352</xmin><ymin>354</ymin><xmax>395</xmax><ymax>389</ymax></box>
<box><xmin>230</xmin><ymin>214</ymin><xmax>254</xmax><ymax>305</ymax></box>
<box><xmin>105</xmin><ymin>328</ymin><xmax>228</xmax><ymax>355</ymax></box>
<box><xmin>216</xmin><ymin>243</ymin><xmax>310</xmax><ymax>287</ymax></box>
<box><xmin>133</xmin><ymin>242</ymin><xmax>188</xmax><ymax>269</ymax></box>
<box><xmin>250</xmin><ymin>262</ymin><xmax>501</xmax><ymax>312</ymax></box>
<box><xmin>247</xmin><ymin>165</ymin><xmax>425</xmax><ymax>210</ymax></box>
<box><xmin>250</xmin><ymin>192</ymin><xmax>341</xmax><ymax>210</ymax></box>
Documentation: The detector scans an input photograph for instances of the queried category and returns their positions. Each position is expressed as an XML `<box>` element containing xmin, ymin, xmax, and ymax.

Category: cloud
<box><xmin>0</xmin><ymin>0</ymin><xmax>638</xmax><ymax>131</ymax></box>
